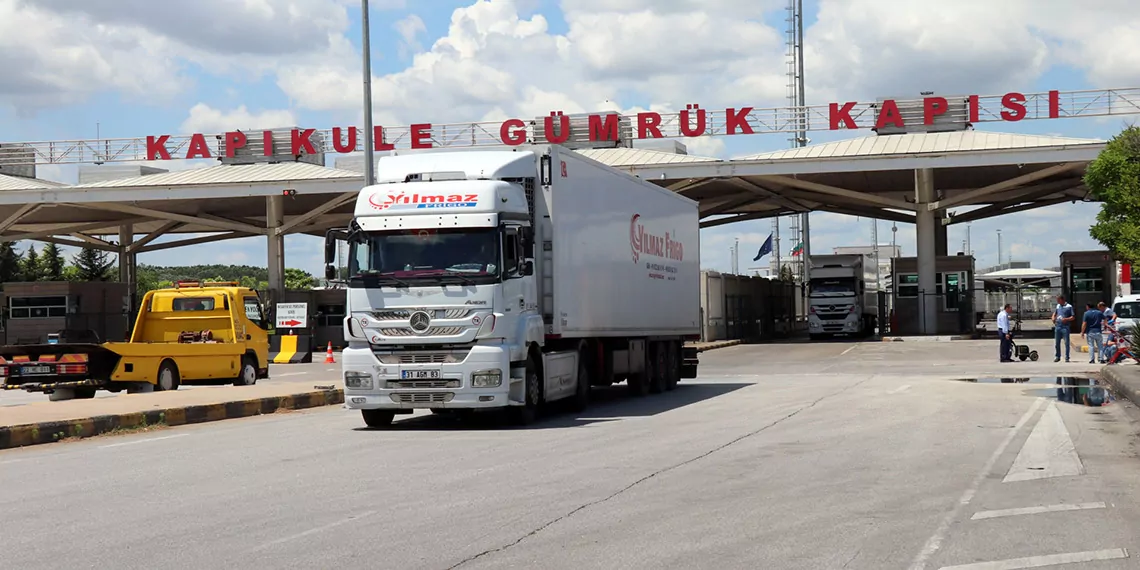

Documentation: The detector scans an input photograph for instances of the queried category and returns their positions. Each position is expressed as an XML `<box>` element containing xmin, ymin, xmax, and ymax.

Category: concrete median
<box><xmin>0</xmin><ymin>387</ymin><xmax>344</xmax><ymax>451</ymax></box>
<box><xmin>1100</xmin><ymin>365</ymin><xmax>1140</xmax><ymax>409</ymax></box>
<box><xmin>688</xmin><ymin>340</ymin><xmax>743</xmax><ymax>352</ymax></box>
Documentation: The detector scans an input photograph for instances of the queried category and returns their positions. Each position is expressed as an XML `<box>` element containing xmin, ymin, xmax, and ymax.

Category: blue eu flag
<box><xmin>753</xmin><ymin>233</ymin><xmax>773</xmax><ymax>262</ymax></box>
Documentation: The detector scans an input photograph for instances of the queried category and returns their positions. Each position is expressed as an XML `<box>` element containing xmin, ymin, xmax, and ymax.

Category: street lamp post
<box><xmin>361</xmin><ymin>0</ymin><xmax>376</xmax><ymax>187</ymax></box>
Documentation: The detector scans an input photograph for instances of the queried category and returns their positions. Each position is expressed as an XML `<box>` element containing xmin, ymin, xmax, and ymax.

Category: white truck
<box><xmin>324</xmin><ymin>145</ymin><xmax>701</xmax><ymax>427</ymax></box>
<box><xmin>807</xmin><ymin>254</ymin><xmax>878</xmax><ymax>339</ymax></box>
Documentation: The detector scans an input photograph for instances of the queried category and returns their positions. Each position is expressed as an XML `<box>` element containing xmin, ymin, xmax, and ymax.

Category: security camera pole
<box><xmin>361</xmin><ymin>0</ymin><xmax>376</xmax><ymax>186</ymax></box>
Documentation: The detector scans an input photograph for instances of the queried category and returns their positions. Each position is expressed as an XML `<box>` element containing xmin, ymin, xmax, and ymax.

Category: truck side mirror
<box><xmin>324</xmin><ymin>232</ymin><xmax>337</xmax><ymax>264</ymax></box>
<box><xmin>521</xmin><ymin>260</ymin><xmax>533</xmax><ymax>276</ymax></box>
<box><xmin>325</xmin><ymin>264</ymin><xmax>337</xmax><ymax>280</ymax></box>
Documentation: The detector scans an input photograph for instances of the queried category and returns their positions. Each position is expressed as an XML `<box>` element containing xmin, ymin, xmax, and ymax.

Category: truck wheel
<box><xmin>361</xmin><ymin>409</ymin><xmax>395</xmax><ymax>428</ymax></box>
<box><xmin>569</xmin><ymin>349</ymin><xmax>591</xmax><ymax>412</ymax></box>
<box><xmin>649</xmin><ymin>342</ymin><xmax>667</xmax><ymax>394</ymax></box>
<box><xmin>511</xmin><ymin>355</ymin><xmax>541</xmax><ymax>425</ymax></box>
<box><xmin>234</xmin><ymin>355</ymin><xmax>257</xmax><ymax>386</ymax></box>
<box><xmin>156</xmin><ymin>361</ymin><xmax>180</xmax><ymax>392</ymax></box>
<box><xmin>665</xmin><ymin>342</ymin><xmax>679</xmax><ymax>391</ymax></box>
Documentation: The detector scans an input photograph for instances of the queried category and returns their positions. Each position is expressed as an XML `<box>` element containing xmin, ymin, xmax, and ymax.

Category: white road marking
<box><xmin>936</xmin><ymin>548</ymin><xmax>1128</xmax><ymax>569</ymax></box>
<box><xmin>98</xmin><ymin>434</ymin><xmax>188</xmax><ymax>449</ymax></box>
<box><xmin>326</xmin><ymin>368</ymin><xmax>337</xmax><ymax>372</ymax></box>
<box><xmin>273</xmin><ymin>371</ymin><xmax>308</xmax><ymax>377</ymax></box>
<box><xmin>907</xmin><ymin>397</ymin><xmax>1045</xmax><ymax>570</ymax></box>
<box><xmin>1002</xmin><ymin>401</ymin><xmax>1084</xmax><ymax>483</ymax></box>
<box><xmin>840</xmin><ymin>346</ymin><xmax>857</xmax><ymax>356</ymax></box>
<box><xmin>251</xmin><ymin>510</ymin><xmax>378</xmax><ymax>552</ymax></box>
<box><xmin>888</xmin><ymin>384</ymin><xmax>912</xmax><ymax>394</ymax></box>
<box><xmin>971</xmin><ymin>502</ymin><xmax>1106</xmax><ymax>521</ymax></box>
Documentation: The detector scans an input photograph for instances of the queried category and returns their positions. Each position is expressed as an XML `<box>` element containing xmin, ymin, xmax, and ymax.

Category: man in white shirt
<box><xmin>997</xmin><ymin>303</ymin><xmax>1013</xmax><ymax>362</ymax></box>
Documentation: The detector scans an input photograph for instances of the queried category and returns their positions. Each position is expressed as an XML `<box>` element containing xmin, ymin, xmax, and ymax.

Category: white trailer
<box><xmin>807</xmin><ymin>254</ymin><xmax>878</xmax><ymax>339</ymax></box>
<box><xmin>325</xmin><ymin>145</ymin><xmax>701</xmax><ymax>427</ymax></box>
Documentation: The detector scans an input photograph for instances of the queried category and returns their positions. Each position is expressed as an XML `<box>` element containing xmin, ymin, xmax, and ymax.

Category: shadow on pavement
<box><xmin>351</xmin><ymin>382</ymin><xmax>751</xmax><ymax>432</ymax></box>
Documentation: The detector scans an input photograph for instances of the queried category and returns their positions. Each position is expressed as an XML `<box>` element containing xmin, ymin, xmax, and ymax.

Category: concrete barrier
<box><xmin>269</xmin><ymin>334</ymin><xmax>312</xmax><ymax>364</ymax></box>
<box><xmin>1100</xmin><ymin>365</ymin><xmax>1140</xmax><ymax>409</ymax></box>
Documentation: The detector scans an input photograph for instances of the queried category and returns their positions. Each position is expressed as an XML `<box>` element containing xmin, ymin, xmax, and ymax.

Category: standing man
<box><xmin>1052</xmin><ymin>295</ymin><xmax>1075</xmax><ymax>362</ymax></box>
<box><xmin>1100</xmin><ymin>301</ymin><xmax>1116</xmax><ymax>363</ymax></box>
<box><xmin>1080</xmin><ymin>302</ymin><xmax>1104</xmax><ymax>364</ymax></box>
<box><xmin>997</xmin><ymin>303</ymin><xmax>1013</xmax><ymax>362</ymax></box>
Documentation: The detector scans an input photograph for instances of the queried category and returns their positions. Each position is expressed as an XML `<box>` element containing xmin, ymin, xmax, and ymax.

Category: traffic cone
<box><xmin>325</xmin><ymin>342</ymin><xmax>336</xmax><ymax>364</ymax></box>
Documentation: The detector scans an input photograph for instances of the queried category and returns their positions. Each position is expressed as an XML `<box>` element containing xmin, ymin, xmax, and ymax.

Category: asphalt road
<box><xmin>0</xmin><ymin>361</ymin><xmax>341</xmax><ymax>407</ymax></box>
<box><xmin>2</xmin><ymin>339</ymin><xmax>1140</xmax><ymax>570</ymax></box>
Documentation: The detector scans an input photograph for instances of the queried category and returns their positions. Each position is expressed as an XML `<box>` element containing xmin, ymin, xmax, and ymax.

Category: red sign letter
<box><xmin>332</xmin><ymin>127</ymin><xmax>357</xmax><ymax>153</ymax></box>
<box><xmin>146</xmin><ymin>135</ymin><xmax>171</xmax><ymax>160</ymax></box>
<box><xmin>588</xmin><ymin>113</ymin><xmax>620</xmax><ymax>141</ymax></box>
<box><xmin>725</xmin><ymin>107</ymin><xmax>755</xmax><ymax>135</ymax></box>
<box><xmin>185</xmin><ymin>133</ymin><xmax>211</xmax><ymax>159</ymax></box>
<box><xmin>1000</xmin><ymin>92</ymin><xmax>1026</xmax><ymax>122</ymax></box>
<box><xmin>875</xmin><ymin>99</ymin><xmax>904</xmax><ymax>129</ymax></box>
<box><xmin>829</xmin><ymin>102</ymin><xmax>857</xmax><ymax>130</ymax></box>
<box><xmin>263</xmin><ymin>130</ymin><xmax>275</xmax><ymax>156</ymax></box>
<box><xmin>1048</xmin><ymin>90</ymin><xmax>1060</xmax><ymax>119</ymax></box>
<box><xmin>224</xmin><ymin>131</ymin><xmax>247</xmax><ymax>158</ymax></box>
<box><xmin>373</xmin><ymin>126</ymin><xmax>395</xmax><ymax>151</ymax></box>
<box><xmin>499</xmin><ymin>119</ymin><xmax>526</xmax><ymax>146</ymax></box>
<box><xmin>291</xmin><ymin>128</ymin><xmax>317</xmax><ymax>155</ymax></box>
<box><xmin>410</xmin><ymin>124</ymin><xmax>433</xmax><ymax>149</ymax></box>
<box><xmin>967</xmin><ymin>95</ymin><xmax>980</xmax><ymax>123</ymax></box>
<box><xmin>637</xmin><ymin>112</ymin><xmax>662</xmax><ymax>138</ymax></box>
<box><xmin>923</xmin><ymin>96</ymin><xmax>948</xmax><ymax>125</ymax></box>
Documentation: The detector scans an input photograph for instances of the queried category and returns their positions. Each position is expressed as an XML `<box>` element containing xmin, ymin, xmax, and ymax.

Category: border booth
<box><xmin>1060</xmin><ymin>251</ymin><xmax>1117</xmax><ymax>326</ymax></box>
<box><xmin>890</xmin><ymin>255</ymin><xmax>976</xmax><ymax>335</ymax></box>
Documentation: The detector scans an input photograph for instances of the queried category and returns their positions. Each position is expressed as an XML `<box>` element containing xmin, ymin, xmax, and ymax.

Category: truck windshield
<box><xmin>810</xmin><ymin>277</ymin><xmax>856</xmax><ymax>297</ymax></box>
<box><xmin>348</xmin><ymin>227</ymin><xmax>501</xmax><ymax>286</ymax></box>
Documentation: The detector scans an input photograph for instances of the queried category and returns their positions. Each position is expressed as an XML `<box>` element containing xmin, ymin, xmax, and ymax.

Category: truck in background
<box><xmin>325</xmin><ymin>145</ymin><xmax>701</xmax><ymax>427</ymax></box>
<box><xmin>0</xmin><ymin>281</ymin><xmax>271</xmax><ymax>400</ymax></box>
<box><xmin>807</xmin><ymin>254</ymin><xmax>878</xmax><ymax>340</ymax></box>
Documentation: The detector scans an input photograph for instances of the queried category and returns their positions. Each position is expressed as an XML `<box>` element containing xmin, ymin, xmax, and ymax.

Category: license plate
<box><xmin>21</xmin><ymin>365</ymin><xmax>52</xmax><ymax>375</ymax></box>
<box><xmin>401</xmin><ymin>369</ymin><xmax>441</xmax><ymax>380</ymax></box>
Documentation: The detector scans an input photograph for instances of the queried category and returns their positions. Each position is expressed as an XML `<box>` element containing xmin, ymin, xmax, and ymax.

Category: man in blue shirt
<box><xmin>1080</xmin><ymin>302</ymin><xmax>1104</xmax><ymax>364</ymax></box>
<box><xmin>1053</xmin><ymin>295</ymin><xmax>1075</xmax><ymax>362</ymax></box>
<box><xmin>997</xmin><ymin>303</ymin><xmax>1013</xmax><ymax>362</ymax></box>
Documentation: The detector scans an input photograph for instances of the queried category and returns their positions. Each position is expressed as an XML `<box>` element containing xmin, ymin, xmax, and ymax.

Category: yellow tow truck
<box><xmin>0</xmin><ymin>281</ymin><xmax>271</xmax><ymax>401</ymax></box>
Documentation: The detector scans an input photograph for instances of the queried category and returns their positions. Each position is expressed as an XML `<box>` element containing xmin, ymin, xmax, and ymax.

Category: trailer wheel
<box><xmin>234</xmin><ymin>355</ymin><xmax>257</xmax><ymax>386</ymax></box>
<box><xmin>665</xmin><ymin>341</ymin><xmax>679</xmax><ymax>391</ymax></box>
<box><xmin>649</xmin><ymin>342</ymin><xmax>667</xmax><ymax>394</ymax></box>
<box><xmin>361</xmin><ymin>409</ymin><xmax>395</xmax><ymax>428</ymax></box>
<box><xmin>156</xmin><ymin>361</ymin><xmax>180</xmax><ymax>392</ymax></box>
<box><xmin>510</xmin><ymin>355</ymin><xmax>541</xmax><ymax>426</ymax></box>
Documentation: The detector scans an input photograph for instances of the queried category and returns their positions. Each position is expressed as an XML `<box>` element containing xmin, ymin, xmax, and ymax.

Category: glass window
<box><xmin>1071</xmin><ymin>268</ymin><xmax>1104</xmax><ymax>293</ymax></box>
<box><xmin>244</xmin><ymin>296</ymin><xmax>267</xmax><ymax>329</ymax></box>
<box><xmin>172</xmin><ymin>297</ymin><xmax>215</xmax><ymax>311</ymax></box>
<box><xmin>1114</xmin><ymin>301</ymin><xmax>1140</xmax><ymax>319</ymax></box>
<box><xmin>8</xmin><ymin>296</ymin><xmax>68</xmax><ymax>319</ymax></box>
<box><xmin>897</xmin><ymin>274</ymin><xmax>918</xmax><ymax>298</ymax></box>
<box><xmin>944</xmin><ymin>272</ymin><xmax>961</xmax><ymax>311</ymax></box>
<box><xmin>347</xmin><ymin>227</ymin><xmax>502</xmax><ymax>287</ymax></box>
<box><xmin>810</xmin><ymin>277</ymin><xmax>857</xmax><ymax>297</ymax></box>
<box><xmin>316</xmin><ymin>304</ymin><xmax>346</xmax><ymax>327</ymax></box>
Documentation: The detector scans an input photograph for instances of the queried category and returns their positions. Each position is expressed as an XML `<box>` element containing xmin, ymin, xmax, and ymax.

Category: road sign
<box><xmin>275</xmin><ymin>302</ymin><xmax>308</xmax><ymax>329</ymax></box>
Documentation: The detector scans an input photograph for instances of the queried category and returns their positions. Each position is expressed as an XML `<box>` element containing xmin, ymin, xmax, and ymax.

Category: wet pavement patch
<box><xmin>955</xmin><ymin>377</ymin><xmax>1114</xmax><ymax>407</ymax></box>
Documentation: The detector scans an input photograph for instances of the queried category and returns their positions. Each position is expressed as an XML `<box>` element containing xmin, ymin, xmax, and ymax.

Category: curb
<box><xmin>692</xmin><ymin>340</ymin><xmax>743</xmax><ymax>352</ymax></box>
<box><xmin>1101</xmin><ymin>366</ymin><xmax>1140</xmax><ymax>408</ymax></box>
<box><xmin>0</xmin><ymin>389</ymin><xmax>345</xmax><ymax>451</ymax></box>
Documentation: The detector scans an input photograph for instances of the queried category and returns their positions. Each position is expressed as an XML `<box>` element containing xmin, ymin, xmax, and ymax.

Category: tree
<box><xmin>1087</xmin><ymin>126</ymin><xmax>1140</xmax><ymax>262</ymax></box>
<box><xmin>0</xmin><ymin>243</ymin><xmax>21</xmax><ymax>283</ymax></box>
<box><xmin>284</xmin><ymin>267</ymin><xmax>317</xmax><ymax>290</ymax></box>
<box><xmin>72</xmin><ymin>247</ymin><xmax>114</xmax><ymax>281</ymax></box>
<box><xmin>40</xmin><ymin>242</ymin><xmax>65</xmax><ymax>280</ymax></box>
<box><xmin>20</xmin><ymin>244</ymin><xmax>42</xmax><ymax>281</ymax></box>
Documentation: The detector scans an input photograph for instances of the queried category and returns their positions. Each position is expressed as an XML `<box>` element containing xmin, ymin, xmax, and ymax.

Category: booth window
<box><xmin>9</xmin><ymin>296</ymin><xmax>68</xmax><ymax>319</ymax></box>
<box><xmin>317</xmin><ymin>304</ymin><xmax>346</xmax><ymax>327</ymax></box>
<box><xmin>896</xmin><ymin>274</ymin><xmax>918</xmax><ymax>298</ymax></box>
<box><xmin>1071</xmin><ymin>268</ymin><xmax>1103</xmax><ymax>293</ymax></box>
<box><xmin>943</xmin><ymin>272</ymin><xmax>963</xmax><ymax>311</ymax></box>
<box><xmin>172</xmin><ymin>297</ymin><xmax>215</xmax><ymax>311</ymax></box>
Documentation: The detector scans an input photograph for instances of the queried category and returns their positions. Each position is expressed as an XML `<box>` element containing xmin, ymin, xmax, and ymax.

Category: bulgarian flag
<box><xmin>790</xmin><ymin>241</ymin><xmax>804</xmax><ymax>256</ymax></box>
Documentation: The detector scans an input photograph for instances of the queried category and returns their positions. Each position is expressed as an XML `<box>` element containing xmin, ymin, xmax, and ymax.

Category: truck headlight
<box><xmin>344</xmin><ymin>371</ymin><xmax>373</xmax><ymax>389</ymax></box>
<box><xmin>471</xmin><ymin>369</ymin><xmax>502</xmax><ymax>388</ymax></box>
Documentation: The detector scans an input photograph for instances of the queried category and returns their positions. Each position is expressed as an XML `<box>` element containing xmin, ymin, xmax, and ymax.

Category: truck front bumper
<box><xmin>340</xmin><ymin>344</ymin><xmax>515</xmax><ymax>411</ymax></box>
<box><xmin>808</xmin><ymin>316</ymin><xmax>862</xmax><ymax>334</ymax></box>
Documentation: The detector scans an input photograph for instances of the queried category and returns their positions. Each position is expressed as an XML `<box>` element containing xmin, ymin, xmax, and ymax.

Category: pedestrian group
<box><xmin>996</xmin><ymin>296</ymin><xmax>1121</xmax><ymax>364</ymax></box>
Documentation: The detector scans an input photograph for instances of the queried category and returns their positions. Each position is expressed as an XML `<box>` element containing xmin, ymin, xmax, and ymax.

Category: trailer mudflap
<box><xmin>680</xmin><ymin>346</ymin><xmax>699</xmax><ymax>379</ymax></box>
<box><xmin>0</xmin><ymin>343</ymin><xmax>122</xmax><ymax>392</ymax></box>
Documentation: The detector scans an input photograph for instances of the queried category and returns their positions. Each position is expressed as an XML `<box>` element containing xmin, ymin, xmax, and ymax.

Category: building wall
<box><xmin>2</xmin><ymin>281</ymin><xmax>130</xmax><ymax>344</ymax></box>
<box><xmin>700</xmin><ymin>271</ymin><xmax>796</xmax><ymax>341</ymax></box>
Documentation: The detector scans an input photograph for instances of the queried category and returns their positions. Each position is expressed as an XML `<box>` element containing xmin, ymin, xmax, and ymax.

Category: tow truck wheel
<box><xmin>234</xmin><ymin>356</ymin><xmax>257</xmax><ymax>386</ymax></box>
<box><xmin>361</xmin><ymin>409</ymin><xmax>395</xmax><ymax>428</ymax></box>
<box><xmin>156</xmin><ymin>361</ymin><xmax>180</xmax><ymax>392</ymax></box>
<box><xmin>510</xmin><ymin>355</ymin><xmax>541</xmax><ymax>426</ymax></box>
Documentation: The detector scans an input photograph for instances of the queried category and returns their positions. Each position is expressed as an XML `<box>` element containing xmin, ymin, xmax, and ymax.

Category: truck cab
<box><xmin>807</xmin><ymin>254</ymin><xmax>877</xmax><ymax>339</ymax></box>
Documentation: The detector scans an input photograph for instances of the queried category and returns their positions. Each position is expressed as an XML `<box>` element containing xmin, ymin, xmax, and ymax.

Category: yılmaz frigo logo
<box><xmin>368</xmin><ymin>192</ymin><xmax>479</xmax><ymax>211</ymax></box>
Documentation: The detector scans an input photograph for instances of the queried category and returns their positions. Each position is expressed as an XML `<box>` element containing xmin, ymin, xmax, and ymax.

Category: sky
<box><xmin>1</xmin><ymin>0</ymin><xmax>1139</xmax><ymax>276</ymax></box>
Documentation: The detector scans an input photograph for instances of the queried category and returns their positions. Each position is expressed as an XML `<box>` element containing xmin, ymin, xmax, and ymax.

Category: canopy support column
<box><xmin>267</xmin><ymin>195</ymin><xmax>286</xmax><ymax>302</ymax></box>
<box><xmin>915</xmin><ymin>169</ymin><xmax>939</xmax><ymax>335</ymax></box>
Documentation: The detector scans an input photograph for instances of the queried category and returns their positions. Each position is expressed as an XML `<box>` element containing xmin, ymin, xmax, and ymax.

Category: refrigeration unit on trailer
<box><xmin>325</xmin><ymin>145</ymin><xmax>701</xmax><ymax>427</ymax></box>
<box><xmin>807</xmin><ymin>254</ymin><xmax>878</xmax><ymax>339</ymax></box>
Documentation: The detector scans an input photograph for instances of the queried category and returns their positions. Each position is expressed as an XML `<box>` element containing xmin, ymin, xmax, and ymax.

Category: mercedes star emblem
<box><xmin>409</xmin><ymin>311</ymin><xmax>431</xmax><ymax>333</ymax></box>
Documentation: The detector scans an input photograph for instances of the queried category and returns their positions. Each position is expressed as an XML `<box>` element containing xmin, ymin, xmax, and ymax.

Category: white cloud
<box><xmin>393</xmin><ymin>14</ymin><xmax>427</xmax><ymax>60</ymax></box>
<box><xmin>180</xmin><ymin>103</ymin><xmax>298</xmax><ymax>133</ymax></box>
